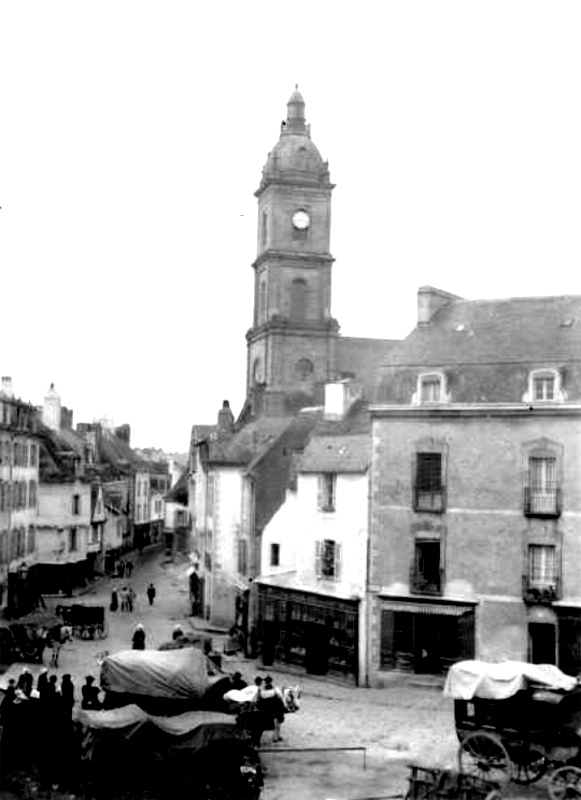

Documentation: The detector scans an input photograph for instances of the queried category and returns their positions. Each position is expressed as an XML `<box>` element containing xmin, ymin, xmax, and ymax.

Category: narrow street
<box><xmin>1</xmin><ymin>551</ymin><xmax>534</xmax><ymax>800</ymax></box>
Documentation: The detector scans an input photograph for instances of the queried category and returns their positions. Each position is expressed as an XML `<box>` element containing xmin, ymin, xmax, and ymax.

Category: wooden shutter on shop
<box><xmin>334</xmin><ymin>542</ymin><xmax>342</xmax><ymax>580</ymax></box>
<box><xmin>458</xmin><ymin>611</ymin><xmax>475</xmax><ymax>661</ymax></box>
<box><xmin>315</xmin><ymin>540</ymin><xmax>322</xmax><ymax>577</ymax></box>
<box><xmin>380</xmin><ymin>609</ymin><xmax>395</xmax><ymax>669</ymax></box>
<box><xmin>316</xmin><ymin>475</ymin><xmax>324</xmax><ymax>511</ymax></box>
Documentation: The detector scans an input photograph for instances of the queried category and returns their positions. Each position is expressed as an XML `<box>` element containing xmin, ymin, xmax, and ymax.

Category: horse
<box><xmin>43</xmin><ymin>624</ymin><xmax>73</xmax><ymax>668</ymax></box>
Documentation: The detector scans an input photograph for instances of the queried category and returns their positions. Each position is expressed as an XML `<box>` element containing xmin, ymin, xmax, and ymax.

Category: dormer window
<box><xmin>534</xmin><ymin>374</ymin><xmax>554</xmax><ymax>401</ymax></box>
<box><xmin>413</xmin><ymin>372</ymin><xmax>449</xmax><ymax>404</ymax></box>
<box><xmin>523</xmin><ymin>369</ymin><xmax>565</xmax><ymax>403</ymax></box>
<box><xmin>421</xmin><ymin>376</ymin><xmax>441</xmax><ymax>402</ymax></box>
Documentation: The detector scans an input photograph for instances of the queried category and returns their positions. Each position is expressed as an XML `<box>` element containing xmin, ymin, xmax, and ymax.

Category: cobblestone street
<box><xmin>0</xmin><ymin>551</ymin><xmax>502</xmax><ymax>800</ymax></box>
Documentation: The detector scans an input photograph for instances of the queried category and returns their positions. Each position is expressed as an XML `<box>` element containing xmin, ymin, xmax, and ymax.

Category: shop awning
<box><xmin>380</xmin><ymin>600</ymin><xmax>475</xmax><ymax>616</ymax></box>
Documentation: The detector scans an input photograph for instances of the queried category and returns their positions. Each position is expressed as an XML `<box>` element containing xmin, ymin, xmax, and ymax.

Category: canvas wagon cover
<box><xmin>100</xmin><ymin>647</ymin><xmax>210</xmax><ymax>699</ymax></box>
<box><xmin>444</xmin><ymin>660</ymin><xmax>577</xmax><ymax>700</ymax></box>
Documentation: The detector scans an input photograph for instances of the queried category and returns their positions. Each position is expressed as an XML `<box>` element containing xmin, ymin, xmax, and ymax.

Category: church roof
<box><xmin>257</xmin><ymin>89</ymin><xmax>332</xmax><ymax>193</ymax></box>
<box><xmin>337</xmin><ymin>336</ymin><xmax>400</xmax><ymax>395</ymax></box>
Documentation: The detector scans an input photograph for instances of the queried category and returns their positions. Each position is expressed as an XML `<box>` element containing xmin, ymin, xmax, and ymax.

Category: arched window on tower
<box><xmin>259</xmin><ymin>280</ymin><xmax>267</xmax><ymax>322</ymax></box>
<box><xmin>290</xmin><ymin>278</ymin><xmax>308</xmax><ymax>321</ymax></box>
<box><xmin>261</xmin><ymin>212</ymin><xmax>268</xmax><ymax>247</ymax></box>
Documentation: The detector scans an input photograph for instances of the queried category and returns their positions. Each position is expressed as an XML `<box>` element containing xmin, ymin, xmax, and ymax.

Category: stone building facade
<box><xmin>367</xmin><ymin>288</ymin><xmax>581</xmax><ymax>684</ymax></box>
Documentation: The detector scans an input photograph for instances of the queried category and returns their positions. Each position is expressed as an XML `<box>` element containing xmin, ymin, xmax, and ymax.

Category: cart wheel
<box><xmin>458</xmin><ymin>731</ymin><xmax>511</xmax><ymax>785</ymax></box>
<box><xmin>73</xmin><ymin>625</ymin><xmax>83</xmax><ymax>639</ymax></box>
<box><xmin>511</xmin><ymin>746</ymin><xmax>548</xmax><ymax>784</ymax></box>
<box><xmin>97</xmin><ymin>622</ymin><xmax>108</xmax><ymax>640</ymax></box>
<box><xmin>547</xmin><ymin>766</ymin><xmax>581</xmax><ymax>800</ymax></box>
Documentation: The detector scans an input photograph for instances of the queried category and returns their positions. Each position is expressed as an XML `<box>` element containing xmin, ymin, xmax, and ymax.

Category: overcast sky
<box><xmin>1</xmin><ymin>1</ymin><xmax>580</xmax><ymax>452</ymax></box>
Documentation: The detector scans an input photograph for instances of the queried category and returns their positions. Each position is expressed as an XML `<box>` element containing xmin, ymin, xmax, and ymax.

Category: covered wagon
<box><xmin>100</xmin><ymin>646</ymin><xmax>232</xmax><ymax>715</ymax></box>
<box><xmin>77</xmin><ymin>704</ymin><xmax>262</xmax><ymax>800</ymax></box>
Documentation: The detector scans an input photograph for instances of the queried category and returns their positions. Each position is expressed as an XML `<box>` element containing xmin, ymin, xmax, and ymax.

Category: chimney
<box><xmin>217</xmin><ymin>400</ymin><xmax>234</xmax><ymax>438</ymax></box>
<box><xmin>417</xmin><ymin>286</ymin><xmax>462</xmax><ymax>325</ymax></box>
<box><xmin>115</xmin><ymin>424</ymin><xmax>131</xmax><ymax>445</ymax></box>
<box><xmin>42</xmin><ymin>383</ymin><xmax>62</xmax><ymax>431</ymax></box>
<box><xmin>324</xmin><ymin>379</ymin><xmax>358</xmax><ymax>419</ymax></box>
<box><xmin>0</xmin><ymin>377</ymin><xmax>14</xmax><ymax>398</ymax></box>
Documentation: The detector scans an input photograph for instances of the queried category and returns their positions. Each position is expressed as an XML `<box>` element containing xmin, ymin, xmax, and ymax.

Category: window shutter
<box><xmin>458</xmin><ymin>611</ymin><xmax>475</xmax><ymax>661</ymax></box>
<box><xmin>334</xmin><ymin>542</ymin><xmax>342</xmax><ymax>580</ymax></box>
<box><xmin>317</xmin><ymin>475</ymin><xmax>324</xmax><ymax>511</ymax></box>
<box><xmin>315</xmin><ymin>540</ymin><xmax>322</xmax><ymax>577</ymax></box>
<box><xmin>380</xmin><ymin>610</ymin><xmax>395</xmax><ymax>669</ymax></box>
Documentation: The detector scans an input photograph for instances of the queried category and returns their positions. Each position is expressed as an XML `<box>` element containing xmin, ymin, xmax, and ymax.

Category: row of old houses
<box><xmin>185</xmin><ymin>89</ymin><xmax>580</xmax><ymax>686</ymax></box>
<box><xmin>0</xmin><ymin>379</ymin><xmax>174</xmax><ymax>618</ymax></box>
<box><xmin>188</xmin><ymin>287</ymin><xmax>581</xmax><ymax>686</ymax></box>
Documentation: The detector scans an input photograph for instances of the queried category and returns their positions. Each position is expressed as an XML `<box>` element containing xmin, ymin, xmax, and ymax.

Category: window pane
<box><xmin>421</xmin><ymin>378</ymin><xmax>441</xmax><ymax>402</ymax></box>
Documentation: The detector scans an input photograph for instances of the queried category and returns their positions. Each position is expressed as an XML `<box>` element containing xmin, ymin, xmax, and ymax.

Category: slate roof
<box><xmin>389</xmin><ymin>294</ymin><xmax>581</xmax><ymax>366</ymax></box>
<box><xmin>191</xmin><ymin>425</ymin><xmax>217</xmax><ymax>446</ymax></box>
<box><xmin>299</xmin><ymin>433</ymin><xmax>371</xmax><ymax>473</ymax></box>
<box><xmin>205</xmin><ymin>417</ymin><xmax>293</xmax><ymax>467</ymax></box>
<box><xmin>37</xmin><ymin>424</ymin><xmax>86</xmax><ymax>482</ymax></box>
<box><xmin>165</xmin><ymin>469</ymin><xmax>188</xmax><ymax>504</ymax></box>
<box><xmin>337</xmin><ymin>336</ymin><xmax>400</xmax><ymax>393</ymax></box>
<box><xmin>375</xmin><ymin>293</ymin><xmax>581</xmax><ymax>404</ymax></box>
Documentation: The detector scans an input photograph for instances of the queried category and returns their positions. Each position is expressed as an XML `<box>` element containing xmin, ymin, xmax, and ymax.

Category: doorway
<box><xmin>529</xmin><ymin>622</ymin><xmax>556</xmax><ymax>664</ymax></box>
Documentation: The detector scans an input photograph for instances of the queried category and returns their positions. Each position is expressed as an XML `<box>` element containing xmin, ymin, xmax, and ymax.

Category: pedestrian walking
<box><xmin>132</xmin><ymin>623</ymin><xmax>146</xmax><ymax>650</ymax></box>
<box><xmin>110</xmin><ymin>587</ymin><xmax>118</xmax><ymax>612</ymax></box>
<box><xmin>60</xmin><ymin>674</ymin><xmax>75</xmax><ymax>718</ymax></box>
<box><xmin>81</xmin><ymin>676</ymin><xmax>102</xmax><ymax>710</ymax></box>
<box><xmin>257</xmin><ymin>675</ymin><xmax>285</xmax><ymax>742</ymax></box>
<box><xmin>146</xmin><ymin>582</ymin><xmax>156</xmax><ymax>606</ymax></box>
<box><xmin>120</xmin><ymin>586</ymin><xmax>128</xmax><ymax>613</ymax></box>
<box><xmin>127</xmin><ymin>586</ymin><xmax>135</xmax><ymax>613</ymax></box>
<box><xmin>126</xmin><ymin>560</ymin><xmax>133</xmax><ymax>578</ymax></box>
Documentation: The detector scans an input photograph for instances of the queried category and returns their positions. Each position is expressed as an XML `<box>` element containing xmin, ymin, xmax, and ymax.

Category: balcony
<box><xmin>524</xmin><ymin>487</ymin><xmax>561</xmax><ymax>518</ymax></box>
<box><xmin>413</xmin><ymin>486</ymin><xmax>446</xmax><ymax>514</ymax></box>
<box><xmin>522</xmin><ymin>575</ymin><xmax>561</xmax><ymax>604</ymax></box>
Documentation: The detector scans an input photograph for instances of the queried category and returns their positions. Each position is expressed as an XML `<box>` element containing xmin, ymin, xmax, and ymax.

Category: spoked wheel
<box><xmin>547</xmin><ymin>766</ymin><xmax>581</xmax><ymax>800</ymax></box>
<box><xmin>458</xmin><ymin>731</ymin><xmax>511</xmax><ymax>785</ymax></box>
<box><xmin>97</xmin><ymin>620</ymin><xmax>108</xmax><ymax>639</ymax></box>
<box><xmin>510</xmin><ymin>746</ymin><xmax>549</xmax><ymax>784</ymax></box>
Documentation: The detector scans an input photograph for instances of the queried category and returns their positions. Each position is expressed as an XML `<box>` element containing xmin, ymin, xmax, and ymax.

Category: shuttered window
<box><xmin>315</xmin><ymin>539</ymin><xmax>341</xmax><ymax>580</ymax></box>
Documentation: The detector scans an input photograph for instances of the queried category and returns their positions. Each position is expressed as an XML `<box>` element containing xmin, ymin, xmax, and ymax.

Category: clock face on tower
<box><xmin>292</xmin><ymin>210</ymin><xmax>310</xmax><ymax>230</ymax></box>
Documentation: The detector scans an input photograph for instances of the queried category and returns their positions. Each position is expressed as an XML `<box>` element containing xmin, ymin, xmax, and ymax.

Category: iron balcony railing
<box><xmin>522</xmin><ymin>574</ymin><xmax>561</xmax><ymax>604</ymax></box>
<box><xmin>413</xmin><ymin>485</ymin><xmax>446</xmax><ymax>514</ymax></box>
<box><xmin>524</xmin><ymin>487</ymin><xmax>561</xmax><ymax>518</ymax></box>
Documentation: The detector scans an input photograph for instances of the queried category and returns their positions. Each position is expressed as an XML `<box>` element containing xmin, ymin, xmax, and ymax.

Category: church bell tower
<box><xmin>246</xmin><ymin>87</ymin><xmax>339</xmax><ymax>415</ymax></box>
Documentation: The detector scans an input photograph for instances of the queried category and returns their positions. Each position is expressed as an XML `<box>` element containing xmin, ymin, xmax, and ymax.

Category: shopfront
<box><xmin>257</xmin><ymin>584</ymin><xmax>359</xmax><ymax>684</ymax></box>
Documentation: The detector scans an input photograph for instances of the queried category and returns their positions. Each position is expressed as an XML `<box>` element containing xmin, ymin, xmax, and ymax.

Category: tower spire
<box><xmin>284</xmin><ymin>85</ymin><xmax>306</xmax><ymax>134</ymax></box>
